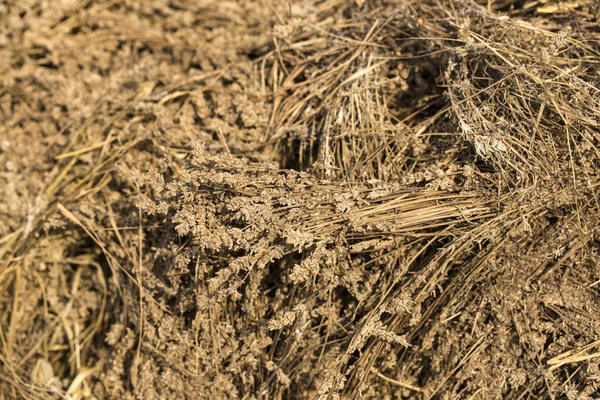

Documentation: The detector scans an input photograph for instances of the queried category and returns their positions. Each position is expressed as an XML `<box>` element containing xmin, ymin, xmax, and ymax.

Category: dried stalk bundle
<box><xmin>141</xmin><ymin>143</ymin><xmax>494</xmax><ymax>251</ymax></box>
<box><xmin>133</xmin><ymin>145</ymin><xmax>500</xmax><ymax>398</ymax></box>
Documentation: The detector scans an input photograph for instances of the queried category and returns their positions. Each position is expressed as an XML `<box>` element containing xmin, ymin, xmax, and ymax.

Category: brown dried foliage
<box><xmin>0</xmin><ymin>0</ymin><xmax>599</xmax><ymax>399</ymax></box>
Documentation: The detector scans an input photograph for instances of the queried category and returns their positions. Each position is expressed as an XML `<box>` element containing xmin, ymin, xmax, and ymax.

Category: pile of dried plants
<box><xmin>1</xmin><ymin>0</ymin><xmax>599</xmax><ymax>399</ymax></box>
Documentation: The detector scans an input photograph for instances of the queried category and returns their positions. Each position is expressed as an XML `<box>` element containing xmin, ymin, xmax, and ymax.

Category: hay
<box><xmin>1</xmin><ymin>0</ymin><xmax>599</xmax><ymax>399</ymax></box>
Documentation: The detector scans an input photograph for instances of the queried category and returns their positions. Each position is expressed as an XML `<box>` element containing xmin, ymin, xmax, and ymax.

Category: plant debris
<box><xmin>1</xmin><ymin>0</ymin><xmax>599</xmax><ymax>399</ymax></box>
